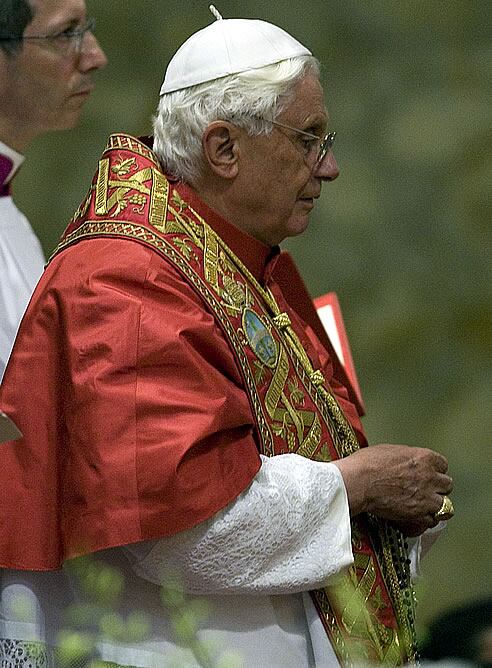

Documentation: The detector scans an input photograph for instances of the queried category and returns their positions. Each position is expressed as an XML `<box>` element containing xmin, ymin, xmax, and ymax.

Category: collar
<box><xmin>176</xmin><ymin>181</ymin><xmax>280</xmax><ymax>285</ymax></box>
<box><xmin>0</xmin><ymin>141</ymin><xmax>25</xmax><ymax>196</ymax></box>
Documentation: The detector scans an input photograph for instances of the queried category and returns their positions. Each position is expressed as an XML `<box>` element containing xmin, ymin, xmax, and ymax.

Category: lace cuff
<box><xmin>126</xmin><ymin>453</ymin><xmax>353</xmax><ymax>595</ymax></box>
<box><xmin>0</xmin><ymin>639</ymin><xmax>49</xmax><ymax>667</ymax></box>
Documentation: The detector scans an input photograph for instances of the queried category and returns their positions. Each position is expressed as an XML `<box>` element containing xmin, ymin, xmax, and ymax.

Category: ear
<box><xmin>202</xmin><ymin>121</ymin><xmax>240</xmax><ymax>180</ymax></box>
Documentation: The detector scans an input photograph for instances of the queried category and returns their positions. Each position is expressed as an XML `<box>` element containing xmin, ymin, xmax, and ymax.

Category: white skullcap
<box><xmin>160</xmin><ymin>11</ymin><xmax>312</xmax><ymax>95</ymax></box>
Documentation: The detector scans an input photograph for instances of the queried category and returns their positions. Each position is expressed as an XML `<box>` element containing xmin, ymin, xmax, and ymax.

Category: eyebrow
<box><xmin>55</xmin><ymin>18</ymin><xmax>82</xmax><ymax>32</ymax></box>
<box><xmin>301</xmin><ymin>113</ymin><xmax>329</xmax><ymax>135</ymax></box>
<box><xmin>41</xmin><ymin>14</ymin><xmax>84</xmax><ymax>35</ymax></box>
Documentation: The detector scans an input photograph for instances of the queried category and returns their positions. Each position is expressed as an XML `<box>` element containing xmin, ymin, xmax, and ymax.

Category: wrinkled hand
<box><xmin>393</xmin><ymin>519</ymin><xmax>437</xmax><ymax>537</ymax></box>
<box><xmin>333</xmin><ymin>444</ymin><xmax>453</xmax><ymax>534</ymax></box>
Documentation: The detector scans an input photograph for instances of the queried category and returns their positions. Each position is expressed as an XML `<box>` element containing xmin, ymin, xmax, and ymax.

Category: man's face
<box><xmin>236</xmin><ymin>72</ymin><xmax>339</xmax><ymax>247</ymax></box>
<box><xmin>0</xmin><ymin>0</ymin><xmax>107</xmax><ymax>149</ymax></box>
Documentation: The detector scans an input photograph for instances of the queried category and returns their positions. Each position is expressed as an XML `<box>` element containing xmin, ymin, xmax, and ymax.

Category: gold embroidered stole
<box><xmin>52</xmin><ymin>135</ymin><xmax>417</xmax><ymax>666</ymax></box>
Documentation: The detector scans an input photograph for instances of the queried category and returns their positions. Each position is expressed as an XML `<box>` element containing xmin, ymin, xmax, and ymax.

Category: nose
<box><xmin>313</xmin><ymin>151</ymin><xmax>339</xmax><ymax>181</ymax></box>
<box><xmin>79</xmin><ymin>32</ymin><xmax>108</xmax><ymax>72</ymax></box>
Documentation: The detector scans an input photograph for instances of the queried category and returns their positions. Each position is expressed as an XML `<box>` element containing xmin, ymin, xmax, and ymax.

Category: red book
<box><xmin>0</xmin><ymin>411</ymin><xmax>22</xmax><ymax>442</ymax></box>
<box><xmin>313</xmin><ymin>292</ymin><xmax>364</xmax><ymax>413</ymax></box>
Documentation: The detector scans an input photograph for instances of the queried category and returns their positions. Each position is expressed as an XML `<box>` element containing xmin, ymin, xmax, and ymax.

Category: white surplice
<box><xmin>0</xmin><ymin>141</ymin><xmax>45</xmax><ymax>381</ymax></box>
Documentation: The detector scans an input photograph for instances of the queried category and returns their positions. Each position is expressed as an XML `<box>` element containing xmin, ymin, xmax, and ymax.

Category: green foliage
<box><xmin>55</xmin><ymin>556</ymin><xmax>153</xmax><ymax>664</ymax></box>
<box><xmin>160</xmin><ymin>574</ymin><xmax>238</xmax><ymax>666</ymax></box>
<box><xmin>55</xmin><ymin>630</ymin><xmax>95</xmax><ymax>667</ymax></box>
<box><xmin>49</xmin><ymin>557</ymin><xmax>243</xmax><ymax>666</ymax></box>
<box><xmin>68</xmin><ymin>556</ymin><xmax>124</xmax><ymax>607</ymax></box>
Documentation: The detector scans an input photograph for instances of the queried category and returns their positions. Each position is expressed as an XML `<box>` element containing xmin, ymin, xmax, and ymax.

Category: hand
<box><xmin>393</xmin><ymin>519</ymin><xmax>435</xmax><ymax>537</ymax></box>
<box><xmin>333</xmin><ymin>443</ymin><xmax>453</xmax><ymax>531</ymax></box>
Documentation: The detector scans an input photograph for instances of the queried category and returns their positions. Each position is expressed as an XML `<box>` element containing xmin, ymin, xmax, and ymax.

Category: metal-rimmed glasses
<box><xmin>258</xmin><ymin>117</ymin><xmax>336</xmax><ymax>167</ymax></box>
<box><xmin>0</xmin><ymin>17</ymin><xmax>96</xmax><ymax>56</ymax></box>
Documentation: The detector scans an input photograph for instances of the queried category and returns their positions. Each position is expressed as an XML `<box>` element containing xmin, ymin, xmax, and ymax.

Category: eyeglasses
<box><xmin>0</xmin><ymin>17</ymin><xmax>96</xmax><ymax>56</ymax></box>
<box><xmin>259</xmin><ymin>117</ymin><xmax>336</xmax><ymax>167</ymax></box>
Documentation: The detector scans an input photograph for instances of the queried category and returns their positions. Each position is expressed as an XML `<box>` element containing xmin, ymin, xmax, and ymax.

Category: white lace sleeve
<box><xmin>126</xmin><ymin>453</ymin><xmax>353</xmax><ymax>595</ymax></box>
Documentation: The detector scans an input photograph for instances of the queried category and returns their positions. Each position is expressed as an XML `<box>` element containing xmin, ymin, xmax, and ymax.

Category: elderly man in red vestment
<box><xmin>0</xmin><ymin>8</ymin><xmax>454</xmax><ymax>667</ymax></box>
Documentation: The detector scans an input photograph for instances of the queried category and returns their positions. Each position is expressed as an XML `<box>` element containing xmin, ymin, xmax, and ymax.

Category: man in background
<box><xmin>0</xmin><ymin>0</ymin><xmax>106</xmax><ymax>379</ymax></box>
<box><xmin>0</xmin><ymin>2</ymin><xmax>106</xmax><ymax>665</ymax></box>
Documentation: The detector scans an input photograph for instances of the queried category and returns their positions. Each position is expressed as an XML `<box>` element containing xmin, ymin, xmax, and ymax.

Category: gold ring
<box><xmin>434</xmin><ymin>495</ymin><xmax>454</xmax><ymax>521</ymax></box>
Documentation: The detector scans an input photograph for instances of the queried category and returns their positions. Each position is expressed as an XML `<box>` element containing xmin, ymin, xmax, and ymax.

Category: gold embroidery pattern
<box><xmin>264</xmin><ymin>346</ymin><xmax>290</xmax><ymax>418</ymax></box>
<box><xmin>104</xmin><ymin>134</ymin><xmax>161</xmax><ymax>169</ymax></box>
<box><xmin>204</xmin><ymin>224</ymin><xmax>220</xmax><ymax>289</ymax></box>
<box><xmin>69</xmin><ymin>186</ymin><xmax>93</xmax><ymax>226</ymax></box>
<box><xmin>149</xmin><ymin>169</ymin><xmax>169</xmax><ymax>231</ymax></box>
<box><xmin>95</xmin><ymin>158</ymin><xmax>110</xmax><ymax>215</ymax></box>
<box><xmin>296</xmin><ymin>412</ymin><xmax>322</xmax><ymax>459</ymax></box>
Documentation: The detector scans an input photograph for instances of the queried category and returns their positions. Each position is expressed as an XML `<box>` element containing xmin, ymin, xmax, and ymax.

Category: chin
<box><xmin>286</xmin><ymin>213</ymin><xmax>311</xmax><ymax>239</ymax></box>
<box><xmin>57</xmin><ymin>111</ymin><xmax>83</xmax><ymax>131</ymax></box>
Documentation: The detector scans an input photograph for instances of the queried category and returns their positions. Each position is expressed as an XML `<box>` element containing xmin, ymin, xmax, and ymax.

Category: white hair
<box><xmin>153</xmin><ymin>55</ymin><xmax>320</xmax><ymax>185</ymax></box>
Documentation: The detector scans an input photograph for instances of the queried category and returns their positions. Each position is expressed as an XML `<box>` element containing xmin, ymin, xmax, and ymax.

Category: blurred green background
<box><xmin>14</xmin><ymin>0</ymin><xmax>491</xmax><ymax>642</ymax></box>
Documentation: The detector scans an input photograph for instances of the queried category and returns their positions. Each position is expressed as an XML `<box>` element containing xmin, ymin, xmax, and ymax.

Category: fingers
<box><xmin>435</xmin><ymin>472</ymin><xmax>453</xmax><ymax>495</ymax></box>
<box><xmin>337</xmin><ymin>443</ymin><xmax>453</xmax><ymax>524</ymax></box>
<box><xmin>430</xmin><ymin>451</ymin><xmax>449</xmax><ymax>474</ymax></box>
<box><xmin>426</xmin><ymin>513</ymin><xmax>441</xmax><ymax>530</ymax></box>
<box><xmin>417</xmin><ymin>493</ymin><xmax>454</xmax><ymax>532</ymax></box>
<box><xmin>432</xmin><ymin>493</ymin><xmax>446</xmax><ymax>516</ymax></box>
<box><xmin>357</xmin><ymin>444</ymin><xmax>453</xmax><ymax>524</ymax></box>
<box><xmin>396</xmin><ymin>513</ymin><xmax>444</xmax><ymax>536</ymax></box>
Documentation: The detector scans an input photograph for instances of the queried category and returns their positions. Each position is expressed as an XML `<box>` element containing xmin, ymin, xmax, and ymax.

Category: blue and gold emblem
<box><xmin>242</xmin><ymin>308</ymin><xmax>278</xmax><ymax>369</ymax></box>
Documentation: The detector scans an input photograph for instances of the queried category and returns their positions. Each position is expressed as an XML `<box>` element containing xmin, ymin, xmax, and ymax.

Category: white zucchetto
<box><xmin>160</xmin><ymin>12</ymin><xmax>311</xmax><ymax>95</ymax></box>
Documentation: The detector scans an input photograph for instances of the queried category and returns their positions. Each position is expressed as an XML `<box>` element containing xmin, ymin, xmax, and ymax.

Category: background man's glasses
<box><xmin>0</xmin><ymin>18</ymin><xmax>96</xmax><ymax>56</ymax></box>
